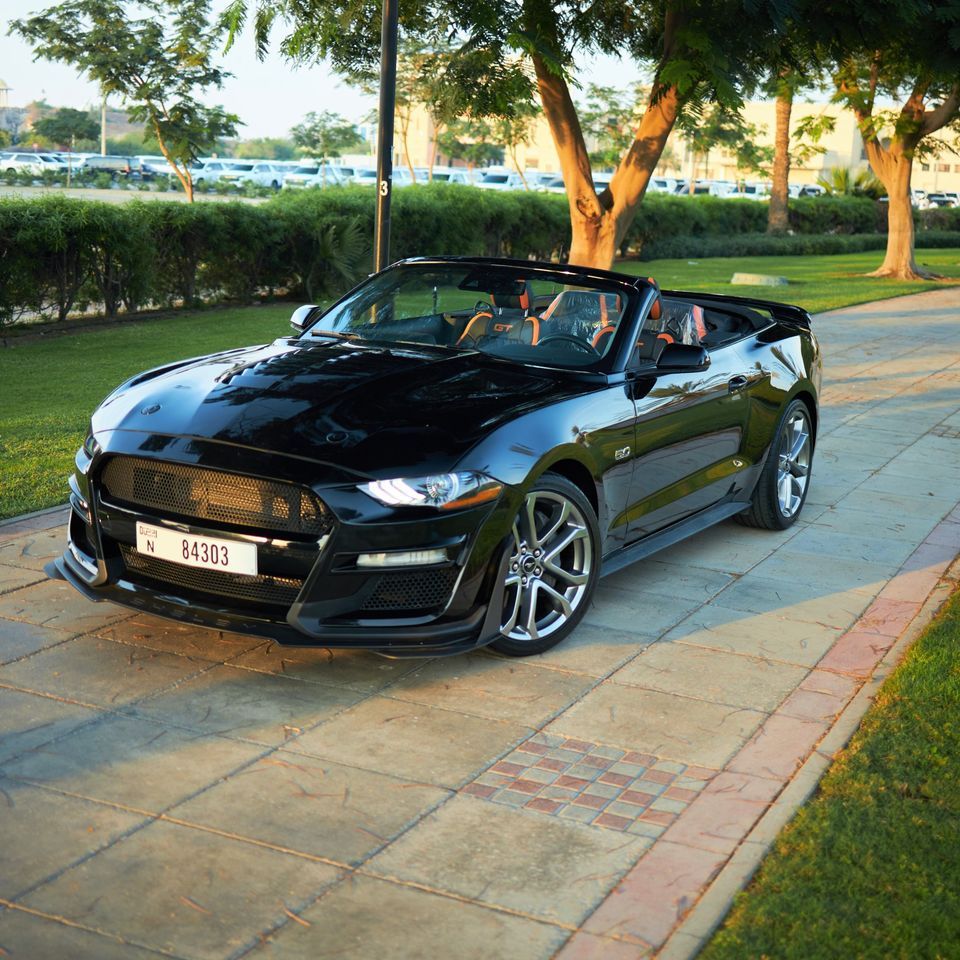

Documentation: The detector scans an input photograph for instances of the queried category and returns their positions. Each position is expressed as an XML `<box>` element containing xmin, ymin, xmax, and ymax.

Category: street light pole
<box><xmin>373</xmin><ymin>0</ymin><xmax>399</xmax><ymax>273</ymax></box>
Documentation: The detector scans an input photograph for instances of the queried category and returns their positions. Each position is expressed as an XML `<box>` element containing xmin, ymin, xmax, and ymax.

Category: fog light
<box><xmin>357</xmin><ymin>548</ymin><xmax>447</xmax><ymax>568</ymax></box>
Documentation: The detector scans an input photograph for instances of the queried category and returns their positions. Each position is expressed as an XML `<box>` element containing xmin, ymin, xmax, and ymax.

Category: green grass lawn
<box><xmin>619</xmin><ymin>249</ymin><xmax>960</xmax><ymax>314</ymax></box>
<box><xmin>701</xmin><ymin>586</ymin><xmax>960</xmax><ymax>960</ymax></box>
<box><xmin>0</xmin><ymin>305</ymin><xmax>293</xmax><ymax>520</ymax></box>
<box><xmin>2</xmin><ymin>248</ymin><xmax>960</xmax><ymax>520</ymax></box>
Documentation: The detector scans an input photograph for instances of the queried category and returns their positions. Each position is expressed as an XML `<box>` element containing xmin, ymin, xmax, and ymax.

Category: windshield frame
<box><xmin>298</xmin><ymin>258</ymin><xmax>646</xmax><ymax>375</ymax></box>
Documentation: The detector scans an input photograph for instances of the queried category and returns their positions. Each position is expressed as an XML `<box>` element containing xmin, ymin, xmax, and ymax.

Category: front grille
<box><xmin>120</xmin><ymin>545</ymin><xmax>302</xmax><ymax>608</ymax></box>
<box><xmin>362</xmin><ymin>568</ymin><xmax>459</xmax><ymax>612</ymax></box>
<box><xmin>100</xmin><ymin>457</ymin><xmax>331</xmax><ymax>537</ymax></box>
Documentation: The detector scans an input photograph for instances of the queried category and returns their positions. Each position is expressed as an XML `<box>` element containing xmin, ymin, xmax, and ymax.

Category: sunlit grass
<box><xmin>617</xmin><ymin>249</ymin><xmax>960</xmax><ymax>314</ymax></box>
<box><xmin>0</xmin><ymin>305</ymin><xmax>293</xmax><ymax>519</ymax></box>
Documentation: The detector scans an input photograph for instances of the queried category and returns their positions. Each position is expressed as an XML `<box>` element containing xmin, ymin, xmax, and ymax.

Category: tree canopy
<box><xmin>290</xmin><ymin>111</ymin><xmax>365</xmax><ymax>159</ymax></box>
<box><xmin>826</xmin><ymin>0</ymin><xmax>960</xmax><ymax>277</ymax></box>
<box><xmin>11</xmin><ymin>0</ymin><xmax>240</xmax><ymax>201</ymax></box>
<box><xmin>31</xmin><ymin>107</ymin><xmax>98</xmax><ymax>146</ymax></box>
<box><xmin>223</xmin><ymin>0</ymin><xmax>803</xmax><ymax>267</ymax></box>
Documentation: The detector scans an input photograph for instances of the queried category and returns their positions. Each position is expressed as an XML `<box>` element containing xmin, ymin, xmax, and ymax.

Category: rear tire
<box><xmin>738</xmin><ymin>398</ymin><xmax>814</xmax><ymax>530</ymax></box>
<box><xmin>490</xmin><ymin>474</ymin><xmax>599</xmax><ymax>657</ymax></box>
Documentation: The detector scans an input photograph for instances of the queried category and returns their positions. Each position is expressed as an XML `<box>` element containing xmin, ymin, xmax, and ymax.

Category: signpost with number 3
<box><xmin>373</xmin><ymin>0</ymin><xmax>399</xmax><ymax>273</ymax></box>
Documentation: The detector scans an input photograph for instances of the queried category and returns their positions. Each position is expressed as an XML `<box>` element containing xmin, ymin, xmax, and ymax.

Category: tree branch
<box><xmin>921</xmin><ymin>83</ymin><xmax>960</xmax><ymax>136</ymax></box>
<box><xmin>866</xmin><ymin>52</ymin><xmax>880</xmax><ymax>114</ymax></box>
<box><xmin>530</xmin><ymin>52</ymin><xmax>602</xmax><ymax>219</ymax></box>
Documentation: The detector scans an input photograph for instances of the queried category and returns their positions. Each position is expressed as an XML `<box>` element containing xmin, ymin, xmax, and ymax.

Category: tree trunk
<box><xmin>865</xmin><ymin>144</ymin><xmax>931</xmax><ymax>279</ymax></box>
<box><xmin>153</xmin><ymin>119</ymin><xmax>193</xmax><ymax>202</ymax></box>
<box><xmin>534</xmin><ymin>52</ymin><xmax>680</xmax><ymax>269</ymax></box>
<box><xmin>767</xmin><ymin>81</ymin><xmax>792</xmax><ymax>234</ymax></box>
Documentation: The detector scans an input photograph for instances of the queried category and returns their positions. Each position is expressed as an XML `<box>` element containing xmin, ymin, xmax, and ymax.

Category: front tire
<box><xmin>490</xmin><ymin>474</ymin><xmax>599</xmax><ymax>657</ymax></box>
<box><xmin>738</xmin><ymin>398</ymin><xmax>814</xmax><ymax>530</ymax></box>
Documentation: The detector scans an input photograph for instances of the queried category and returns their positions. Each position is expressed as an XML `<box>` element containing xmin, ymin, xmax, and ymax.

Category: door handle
<box><xmin>728</xmin><ymin>375</ymin><xmax>749</xmax><ymax>393</ymax></box>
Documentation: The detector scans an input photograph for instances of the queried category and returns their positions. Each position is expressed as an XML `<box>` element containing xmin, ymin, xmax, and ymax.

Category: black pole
<box><xmin>373</xmin><ymin>0</ymin><xmax>399</xmax><ymax>272</ymax></box>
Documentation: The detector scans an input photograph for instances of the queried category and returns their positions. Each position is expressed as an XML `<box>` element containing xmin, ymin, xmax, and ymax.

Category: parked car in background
<box><xmin>137</xmin><ymin>155</ymin><xmax>170</xmax><ymax>176</ymax></box>
<box><xmin>788</xmin><ymin>183</ymin><xmax>826</xmax><ymax>198</ymax></box>
<box><xmin>81</xmin><ymin>155</ymin><xmax>151</xmax><ymax>179</ymax></box>
<box><xmin>528</xmin><ymin>171</ymin><xmax>560</xmax><ymax>189</ymax></box>
<box><xmin>281</xmin><ymin>163</ymin><xmax>347</xmax><ymax>189</ymax></box>
<box><xmin>191</xmin><ymin>159</ymin><xmax>235</xmax><ymax>186</ymax></box>
<box><xmin>925</xmin><ymin>192</ymin><xmax>959</xmax><ymax>208</ymax></box>
<box><xmin>707</xmin><ymin>180</ymin><xmax>739</xmax><ymax>197</ymax></box>
<box><xmin>1</xmin><ymin>151</ymin><xmax>68</xmax><ymax>174</ymax></box>
<box><xmin>331</xmin><ymin>164</ymin><xmax>366</xmax><ymax>182</ymax></box>
<box><xmin>476</xmin><ymin>169</ymin><xmax>525</xmax><ymax>190</ymax></box>
<box><xmin>218</xmin><ymin>161</ymin><xmax>287</xmax><ymax>190</ymax></box>
<box><xmin>350</xmin><ymin>167</ymin><xmax>413</xmax><ymax>188</ymax></box>
<box><xmin>674</xmin><ymin>180</ymin><xmax>712</xmax><ymax>195</ymax></box>
<box><xmin>427</xmin><ymin>166</ymin><xmax>473</xmax><ymax>185</ymax></box>
<box><xmin>731</xmin><ymin>182</ymin><xmax>772</xmax><ymax>201</ymax></box>
<box><xmin>648</xmin><ymin>177</ymin><xmax>679</xmax><ymax>193</ymax></box>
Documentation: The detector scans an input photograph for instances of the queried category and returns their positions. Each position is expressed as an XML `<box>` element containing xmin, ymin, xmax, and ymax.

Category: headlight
<box><xmin>360</xmin><ymin>472</ymin><xmax>502</xmax><ymax>510</ymax></box>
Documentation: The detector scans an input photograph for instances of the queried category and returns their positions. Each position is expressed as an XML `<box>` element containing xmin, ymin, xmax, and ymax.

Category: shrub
<box><xmin>1</xmin><ymin>187</ymin><xmax>954</xmax><ymax>327</ymax></box>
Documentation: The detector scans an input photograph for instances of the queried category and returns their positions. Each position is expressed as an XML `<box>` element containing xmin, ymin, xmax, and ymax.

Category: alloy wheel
<box><xmin>777</xmin><ymin>411</ymin><xmax>811</xmax><ymax>518</ymax></box>
<box><xmin>501</xmin><ymin>490</ymin><xmax>593</xmax><ymax>642</ymax></box>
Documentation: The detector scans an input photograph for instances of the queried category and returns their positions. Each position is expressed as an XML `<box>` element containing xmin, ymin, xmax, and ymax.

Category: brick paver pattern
<box><xmin>462</xmin><ymin>732</ymin><xmax>716</xmax><ymax>836</ymax></box>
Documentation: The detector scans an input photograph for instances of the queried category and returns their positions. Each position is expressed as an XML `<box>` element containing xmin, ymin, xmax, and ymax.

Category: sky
<box><xmin>0</xmin><ymin>0</ymin><xmax>628</xmax><ymax>139</ymax></box>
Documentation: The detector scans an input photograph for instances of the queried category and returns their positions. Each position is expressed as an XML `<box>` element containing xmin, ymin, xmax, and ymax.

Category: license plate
<box><xmin>135</xmin><ymin>523</ymin><xmax>257</xmax><ymax>576</ymax></box>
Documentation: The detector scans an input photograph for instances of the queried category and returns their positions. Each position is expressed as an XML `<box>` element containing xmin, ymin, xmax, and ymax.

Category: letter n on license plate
<box><xmin>136</xmin><ymin>523</ymin><xmax>258</xmax><ymax>576</ymax></box>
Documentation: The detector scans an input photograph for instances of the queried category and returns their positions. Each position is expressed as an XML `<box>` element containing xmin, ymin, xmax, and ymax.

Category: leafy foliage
<box><xmin>816</xmin><ymin>166</ymin><xmax>887</xmax><ymax>199</ymax></box>
<box><xmin>676</xmin><ymin>103</ymin><xmax>773</xmax><ymax>180</ymax></box>
<box><xmin>10</xmin><ymin>0</ymin><xmax>240</xmax><ymax>200</ymax></box>
<box><xmin>577</xmin><ymin>84</ymin><xmax>646</xmax><ymax>170</ymax></box>
<box><xmin>218</xmin><ymin>0</ymin><xmax>811</xmax><ymax>266</ymax></box>
<box><xmin>290</xmin><ymin>111</ymin><xmax>364</xmax><ymax>159</ymax></box>
<box><xmin>31</xmin><ymin>107</ymin><xmax>99</xmax><ymax>146</ymax></box>
<box><xmin>437</xmin><ymin>118</ymin><xmax>504</xmax><ymax>168</ymax></box>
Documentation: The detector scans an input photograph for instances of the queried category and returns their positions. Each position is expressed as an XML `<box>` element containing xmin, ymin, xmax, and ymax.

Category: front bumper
<box><xmin>52</xmin><ymin>439</ymin><xmax>516</xmax><ymax>656</ymax></box>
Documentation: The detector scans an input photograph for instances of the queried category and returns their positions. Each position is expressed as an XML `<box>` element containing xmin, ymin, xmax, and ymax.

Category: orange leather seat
<box><xmin>458</xmin><ymin>280</ymin><xmax>539</xmax><ymax>346</ymax></box>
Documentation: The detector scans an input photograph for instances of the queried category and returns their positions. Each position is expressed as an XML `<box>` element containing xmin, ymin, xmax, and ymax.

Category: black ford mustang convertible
<box><xmin>50</xmin><ymin>257</ymin><xmax>820</xmax><ymax>657</ymax></box>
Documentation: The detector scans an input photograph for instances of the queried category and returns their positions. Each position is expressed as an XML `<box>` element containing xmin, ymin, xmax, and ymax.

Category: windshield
<box><xmin>293</xmin><ymin>165</ymin><xmax>319</xmax><ymax>174</ymax></box>
<box><xmin>302</xmin><ymin>262</ymin><xmax>634</xmax><ymax>370</ymax></box>
<box><xmin>483</xmin><ymin>174</ymin><xmax>509</xmax><ymax>184</ymax></box>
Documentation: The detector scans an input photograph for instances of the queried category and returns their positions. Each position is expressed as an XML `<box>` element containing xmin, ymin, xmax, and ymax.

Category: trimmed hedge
<box><xmin>0</xmin><ymin>187</ymin><xmax>944</xmax><ymax>328</ymax></box>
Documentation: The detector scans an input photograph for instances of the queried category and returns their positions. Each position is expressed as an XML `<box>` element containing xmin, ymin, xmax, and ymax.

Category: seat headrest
<box><xmin>491</xmin><ymin>280</ymin><xmax>532</xmax><ymax>312</ymax></box>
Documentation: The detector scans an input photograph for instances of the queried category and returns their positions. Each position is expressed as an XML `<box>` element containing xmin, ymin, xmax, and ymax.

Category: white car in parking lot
<box><xmin>476</xmin><ymin>169</ymin><xmax>525</xmax><ymax>190</ymax></box>
<box><xmin>281</xmin><ymin>163</ymin><xmax>348</xmax><ymax>189</ymax></box>
<box><xmin>217</xmin><ymin>161</ymin><xmax>288</xmax><ymax>190</ymax></box>
<box><xmin>349</xmin><ymin>166</ymin><xmax>413</xmax><ymax>187</ymax></box>
<box><xmin>1</xmin><ymin>151</ymin><xmax>68</xmax><ymax>174</ymax></box>
<box><xmin>191</xmin><ymin>159</ymin><xmax>236</xmax><ymax>186</ymax></box>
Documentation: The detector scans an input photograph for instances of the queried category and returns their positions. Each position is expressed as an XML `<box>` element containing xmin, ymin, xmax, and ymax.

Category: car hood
<box><xmin>92</xmin><ymin>338</ymin><xmax>578</xmax><ymax>478</ymax></box>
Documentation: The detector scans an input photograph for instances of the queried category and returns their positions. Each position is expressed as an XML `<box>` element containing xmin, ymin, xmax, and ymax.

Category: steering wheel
<box><xmin>474</xmin><ymin>300</ymin><xmax>493</xmax><ymax>314</ymax></box>
<box><xmin>537</xmin><ymin>334</ymin><xmax>600</xmax><ymax>356</ymax></box>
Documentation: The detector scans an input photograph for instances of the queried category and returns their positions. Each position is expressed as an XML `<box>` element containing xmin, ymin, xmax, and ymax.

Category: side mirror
<box><xmin>290</xmin><ymin>304</ymin><xmax>318</xmax><ymax>334</ymax></box>
<box><xmin>656</xmin><ymin>342</ymin><xmax>711</xmax><ymax>372</ymax></box>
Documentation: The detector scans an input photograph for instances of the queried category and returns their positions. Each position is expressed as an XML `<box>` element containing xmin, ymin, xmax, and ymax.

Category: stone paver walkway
<box><xmin>2</xmin><ymin>288</ymin><xmax>960</xmax><ymax>959</ymax></box>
